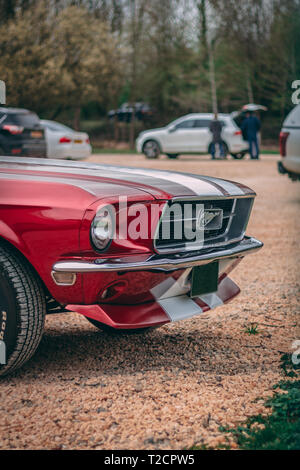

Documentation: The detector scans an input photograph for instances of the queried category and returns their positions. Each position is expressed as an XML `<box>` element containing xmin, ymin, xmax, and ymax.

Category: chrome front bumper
<box><xmin>52</xmin><ymin>236</ymin><xmax>263</xmax><ymax>274</ymax></box>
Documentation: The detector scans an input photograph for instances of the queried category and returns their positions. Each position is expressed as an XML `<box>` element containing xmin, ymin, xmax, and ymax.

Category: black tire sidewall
<box><xmin>166</xmin><ymin>154</ymin><xmax>179</xmax><ymax>159</ymax></box>
<box><xmin>143</xmin><ymin>140</ymin><xmax>160</xmax><ymax>159</ymax></box>
<box><xmin>231</xmin><ymin>152</ymin><xmax>246</xmax><ymax>160</ymax></box>
<box><xmin>0</xmin><ymin>272</ymin><xmax>18</xmax><ymax>367</ymax></box>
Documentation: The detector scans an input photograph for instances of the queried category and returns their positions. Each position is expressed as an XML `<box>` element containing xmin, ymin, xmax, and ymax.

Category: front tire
<box><xmin>231</xmin><ymin>152</ymin><xmax>247</xmax><ymax>160</ymax></box>
<box><xmin>0</xmin><ymin>245</ymin><xmax>46</xmax><ymax>376</ymax></box>
<box><xmin>143</xmin><ymin>140</ymin><xmax>160</xmax><ymax>159</ymax></box>
<box><xmin>166</xmin><ymin>154</ymin><xmax>179</xmax><ymax>159</ymax></box>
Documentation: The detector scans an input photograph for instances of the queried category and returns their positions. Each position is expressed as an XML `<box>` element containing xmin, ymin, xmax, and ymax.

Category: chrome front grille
<box><xmin>154</xmin><ymin>197</ymin><xmax>254</xmax><ymax>254</ymax></box>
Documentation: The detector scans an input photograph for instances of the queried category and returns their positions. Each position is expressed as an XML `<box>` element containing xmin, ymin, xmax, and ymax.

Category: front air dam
<box><xmin>66</xmin><ymin>276</ymin><xmax>240</xmax><ymax>329</ymax></box>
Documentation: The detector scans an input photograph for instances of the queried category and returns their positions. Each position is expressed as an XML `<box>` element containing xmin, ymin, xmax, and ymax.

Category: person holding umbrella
<box><xmin>240</xmin><ymin>105</ymin><xmax>264</xmax><ymax>159</ymax></box>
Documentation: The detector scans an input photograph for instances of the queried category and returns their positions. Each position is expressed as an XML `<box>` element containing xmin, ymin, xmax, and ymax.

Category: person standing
<box><xmin>241</xmin><ymin>111</ymin><xmax>261</xmax><ymax>159</ymax></box>
<box><xmin>209</xmin><ymin>114</ymin><xmax>225</xmax><ymax>159</ymax></box>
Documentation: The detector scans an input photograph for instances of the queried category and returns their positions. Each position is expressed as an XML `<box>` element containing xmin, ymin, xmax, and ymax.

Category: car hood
<box><xmin>0</xmin><ymin>157</ymin><xmax>255</xmax><ymax>200</ymax></box>
<box><xmin>138</xmin><ymin>127</ymin><xmax>166</xmax><ymax>137</ymax></box>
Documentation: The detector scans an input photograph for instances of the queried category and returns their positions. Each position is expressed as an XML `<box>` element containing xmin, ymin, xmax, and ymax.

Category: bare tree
<box><xmin>127</xmin><ymin>0</ymin><xmax>146</xmax><ymax>148</ymax></box>
<box><xmin>197</xmin><ymin>0</ymin><xmax>208</xmax><ymax>63</ymax></box>
<box><xmin>208</xmin><ymin>42</ymin><xmax>218</xmax><ymax>114</ymax></box>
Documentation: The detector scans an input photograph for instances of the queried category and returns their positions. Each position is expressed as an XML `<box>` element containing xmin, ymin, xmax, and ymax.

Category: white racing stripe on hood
<box><xmin>199</xmin><ymin>176</ymin><xmax>245</xmax><ymax>196</ymax></box>
<box><xmin>112</xmin><ymin>167</ymin><xmax>223</xmax><ymax>197</ymax></box>
<box><xmin>0</xmin><ymin>157</ymin><xmax>223</xmax><ymax>197</ymax></box>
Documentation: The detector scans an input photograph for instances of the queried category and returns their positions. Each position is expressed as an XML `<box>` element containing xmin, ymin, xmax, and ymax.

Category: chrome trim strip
<box><xmin>52</xmin><ymin>237</ymin><xmax>263</xmax><ymax>274</ymax></box>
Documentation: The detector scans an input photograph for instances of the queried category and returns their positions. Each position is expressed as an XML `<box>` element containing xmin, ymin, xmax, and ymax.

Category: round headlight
<box><xmin>91</xmin><ymin>206</ymin><xmax>114</xmax><ymax>251</ymax></box>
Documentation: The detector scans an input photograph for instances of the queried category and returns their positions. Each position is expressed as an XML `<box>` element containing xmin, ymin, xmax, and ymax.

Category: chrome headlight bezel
<box><xmin>90</xmin><ymin>206</ymin><xmax>114</xmax><ymax>252</ymax></box>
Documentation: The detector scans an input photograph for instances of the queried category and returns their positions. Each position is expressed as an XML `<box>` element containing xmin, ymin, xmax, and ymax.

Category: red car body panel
<box><xmin>0</xmin><ymin>157</ymin><xmax>263</xmax><ymax>328</ymax></box>
<box><xmin>67</xmin><ymin>274</ymin><xmax>241</xmax><ymax>329</ymax></box>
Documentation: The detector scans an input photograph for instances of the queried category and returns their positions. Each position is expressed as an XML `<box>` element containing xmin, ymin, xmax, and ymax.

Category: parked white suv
<box><xmin>136</xmin><ymin>113</ymin><xmax>248</xmax><ymax>159</ymax></box>
<box><xmin>278</xmin><ymin>104</ymin><xmax>300</xmax><ymax>181</ymax></box>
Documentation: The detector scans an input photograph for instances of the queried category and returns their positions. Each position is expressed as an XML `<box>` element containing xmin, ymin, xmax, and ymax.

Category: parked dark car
<box><xmin>108</xmin><ymin>102</ymin><xmax>153</xmax><ymax>123</ymax></box>
<box><xmin>0</xmin><ymin>107</ymin><xmax>46</xmax><ymax>157</ymax></box>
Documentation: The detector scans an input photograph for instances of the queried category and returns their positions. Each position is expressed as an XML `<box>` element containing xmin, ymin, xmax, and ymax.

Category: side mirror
<box><xmin>168</xmin><ymin>125</ymin><xmax>176</xmax><ymax>133</ymax></box>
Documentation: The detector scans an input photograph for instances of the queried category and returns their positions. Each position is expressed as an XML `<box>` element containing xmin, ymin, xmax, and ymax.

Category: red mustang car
<box><xmin>0</xmin><ymin>157</ymin><xmax>263</xmax><ymax>375</ymax></box>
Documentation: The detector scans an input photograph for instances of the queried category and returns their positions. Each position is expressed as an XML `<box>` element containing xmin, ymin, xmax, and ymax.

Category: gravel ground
<box><xmin>0</xmin><ymin>154</ymin><xmax>299</xmax><ymax>450</ymax></box>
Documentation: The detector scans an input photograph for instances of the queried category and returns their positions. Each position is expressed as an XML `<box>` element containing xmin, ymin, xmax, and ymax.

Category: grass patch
<box><xmin>260</xmin><ymin>149</ymin><xmax>280</xmax><ymax>155</ymax></box>
<box><xmin>220</xmin><ymin>380</ymin><xmax>300</xmax><ymax>450</ymax></box>
<box><xmin>92</xmin><ymin>147</ymin><xmax>138</xmax><ymax>154</ymax></box>
<box><xmin>190</xmin><ymin>353</ymin><xmax>300</xmax><ymax>450</ymax></box>
<box><xmin>280</xmin><ymin>352</ymin><xmax>299</xmax><ymax>378</ymax></box>
<box><xmin>220</xmin><ymin>354</ymin><xmax>300</xmax><ymax>450</ymax></box>
<box><xmin>244</xmin><ymin>323</ymin><xmax>260</xmax><ymax>335</ymax></box>
<box><xmin>91</xmin><ymin>147</ymin><xmax>279</xmax><ymax>156</ymax></box>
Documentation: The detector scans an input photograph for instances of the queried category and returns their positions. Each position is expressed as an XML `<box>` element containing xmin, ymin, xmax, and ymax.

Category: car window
<box><xmin>194</xmin><ymin>119</ymin><xmax>211</xmax><ymax>128</ymax></box>
<box><xmin>175</xmin><ymin>120</ymin><xmax>196</xmax><ymax>129</ymax></box>
<box><xmin>194</xmin><ymin>119</ymin><xmax>226</xmax><ymax>128</ymax></box>
<box><xmin>12</xmin><ymin>112</ymin><xmax>40</xmax><ymax>128</ymax></box>
<box><xmin>43</xmin><ymin>123</ymin><xmax>58</xmax><ymax>131</ymax></box>
<box><xmin>44</xmin><ymin>121</ymin><xmax>73</xmax><ymax>132</ymax></box>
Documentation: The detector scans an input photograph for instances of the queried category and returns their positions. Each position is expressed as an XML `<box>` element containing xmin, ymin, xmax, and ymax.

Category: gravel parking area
<box><xmin>0</xmin><ymin>154</ymin><xmax>299</xmax><ymax>450</ymax></box>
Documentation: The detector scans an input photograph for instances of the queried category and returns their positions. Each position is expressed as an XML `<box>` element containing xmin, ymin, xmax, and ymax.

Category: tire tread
<box><xmin>0</xmin><ymin>245</ymin><xmax>46</xmax><ymax>376</ymax></box>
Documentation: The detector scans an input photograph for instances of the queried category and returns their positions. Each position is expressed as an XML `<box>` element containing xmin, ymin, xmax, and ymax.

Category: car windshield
<box><xmin>43</xmin><ymin>121</ymin><xmax>73</xmax><ymax>132</ymax></box>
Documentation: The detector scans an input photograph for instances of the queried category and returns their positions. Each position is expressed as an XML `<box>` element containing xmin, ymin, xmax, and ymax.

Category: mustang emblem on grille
<box><xmin>197</xmin><ymin>208</ymin><xmax>223</xmax><ymax>230</ymax></box>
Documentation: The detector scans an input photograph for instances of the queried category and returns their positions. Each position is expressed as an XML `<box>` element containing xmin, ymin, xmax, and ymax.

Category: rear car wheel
<box><xmin>0</xmin><ymin>146</ymin><xmax>5</xmax><ymax>156</ymax></box>
<box><xmin>166</xmin><ymin>154</ymin><xmax>179</xmax><ymax>159</ymax></box>
<box><xmin>143</xmin><ymin>140</ymin><xmax>160</xmax><ymax>159</ymax></box>
<box><xmin>231</xmin><ymin>152</ymin><xmax>247</xmax><ymax>160</ymax></box>
<box><xmin>86</xmin><ymin>317</ymin><xmax>152</xmax><ymax>335</ymax></box>
<box><xmin>0</xmin><ymin>245</ymin><xmax>46</xmax><ymax>376</ymax></box>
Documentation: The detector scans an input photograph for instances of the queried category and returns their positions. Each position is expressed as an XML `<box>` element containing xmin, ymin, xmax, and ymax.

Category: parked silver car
<box><xmin>41</xmin><ymin>120</ymin><xmax>91</xmax><ymax>160</ymax></box>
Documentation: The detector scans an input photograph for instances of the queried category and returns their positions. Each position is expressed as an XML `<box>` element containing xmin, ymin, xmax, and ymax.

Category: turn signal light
<box><xmin>51</xmin><ymin>271</ymin><xmax>76</xmax><ymax>286</ymax></box>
